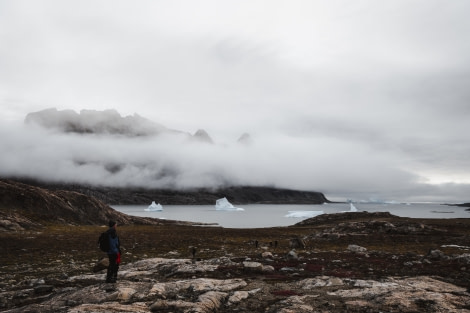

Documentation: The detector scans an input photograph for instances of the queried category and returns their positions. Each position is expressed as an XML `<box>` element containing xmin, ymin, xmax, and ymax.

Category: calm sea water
<box><xmin>112</xmin><ymin>202</ymin><xmax>470</xmax><ymax>228</ymax></box>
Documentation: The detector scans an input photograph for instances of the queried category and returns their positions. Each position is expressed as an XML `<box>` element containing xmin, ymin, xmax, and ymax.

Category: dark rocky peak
<box><xmin>24</xmin><ymin>108</ymin><xmax>171</xmax><ymax>137</ymax></box>
<box><xmin>237</xmin><ymin>132</ymin><xmax>252</xmax><ymax>145</ymax></box>
<box><xmin>192</xmin><ymin>129</ymin><xmax>214</xmax><ymax>144</ymax></box>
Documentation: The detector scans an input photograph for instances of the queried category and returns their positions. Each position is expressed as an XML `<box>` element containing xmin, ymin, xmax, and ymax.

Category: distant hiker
<box><xmin>106</xmin><ymin>220</ymin><xmax>121</xmax><ymax>283</ymax></box>
<box><xmin>190</xmin><ymin>246</ymin><xmax>197</xmax><ymax>259</ymax></box>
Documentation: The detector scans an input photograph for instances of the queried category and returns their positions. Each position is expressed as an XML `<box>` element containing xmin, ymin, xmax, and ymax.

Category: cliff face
<box><xmin>16</xmin><ymin>180</ymin><xmax>331</xmax><ymax>205</ymax></box>
<box><xmin>0</xmin><ymin>179</ymin><xmax>173</xmax><ymax>231</ymax></box>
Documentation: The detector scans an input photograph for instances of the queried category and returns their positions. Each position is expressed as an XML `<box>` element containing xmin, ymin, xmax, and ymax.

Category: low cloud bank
<box><xmin>1</xmin><ymin>109</ymin><xmax>469</xmax><ymax>204</ymax></box>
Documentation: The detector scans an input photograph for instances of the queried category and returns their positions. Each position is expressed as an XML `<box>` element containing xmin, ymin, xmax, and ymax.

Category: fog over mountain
<box><xmin>25</xmin><ymin>108</ymin><xmax>173</xmax><ymax>137</ymax></box>
<box><xmin>1</xmin><ymin>2</ymin><xmax>470</xmax><ymax>203</ymax></box>
<box><xmin>0</xmin><ymin>108</ymin><xmax>467</xmax><ymax>203</ymax></box>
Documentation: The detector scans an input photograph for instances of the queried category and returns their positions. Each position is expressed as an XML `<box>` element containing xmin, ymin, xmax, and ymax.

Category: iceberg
<box><xmin>145</xmin><ymin>201</ymin><xmax>163</xmax><ymax>211</ymax></box>
<box><xmin>366</xmin><ymin>198</ymin><xmax>401</xmax><ymax>204</ymax></box>
<box><xmin>285</xmin><ymin>210</ymin><xmax>324</xmax><ymax>218</ymax></box>
<box><xmin>341</xmin><ymin>202</ymin><xmax>358</xmax><ymax>213</ymax></box>
<box><xmin>215</xmin><ymin>197</ymin><xmax>244</xmax><ymax>211</ymax></box>
<box><xmin>349</xmin><ymin>203</ymin><xmax>357</xmax><ymax>212</ymax></box>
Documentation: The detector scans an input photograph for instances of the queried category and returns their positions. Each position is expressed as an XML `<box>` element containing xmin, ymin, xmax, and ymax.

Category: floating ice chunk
<box><xmin>145</xmin><ymin>201</ymin><xmax>163</xmax><ymax>211</ymax></box>
<box><xmin>285</xmin><ymin>211</ymin><xmax>324</xmax><ymax>218</ymax></box>
<box><xmin>215</xmin><ymin>197</ymin><xmax>244</xmax><ymax>211</ymax></box>
<box><xmin>367</xmin><ymin>198</ymin><xmax>401</xmax><ymax>204</ymax></box>
<box><xmin>341</xmin><ymin>202</ymin><xmax>358</xmax><ymax>213</ymax></box>
<box><xmin>349</xmin><ymin>203</ymin><xmax>357</xmax><ymax>212</ymax></box>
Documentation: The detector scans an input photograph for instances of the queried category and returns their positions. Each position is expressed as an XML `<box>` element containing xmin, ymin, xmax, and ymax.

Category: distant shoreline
<box><xmin>10</xmin><ymin>177</ymin><xmax>332</xmax><ymax>205</ymax></box>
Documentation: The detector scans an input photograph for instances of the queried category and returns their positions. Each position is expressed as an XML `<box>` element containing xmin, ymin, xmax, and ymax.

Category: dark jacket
<box><xmin>107</xmin><ymin>228</ymin><xmax>120</xmax><ymax>255</ymax></box>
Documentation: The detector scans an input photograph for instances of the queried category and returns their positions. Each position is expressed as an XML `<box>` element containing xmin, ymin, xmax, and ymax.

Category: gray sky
<box><xmin>1</xmin><ymin>0</ymin><xmax>470</xmax><ymax>203</ymax></box>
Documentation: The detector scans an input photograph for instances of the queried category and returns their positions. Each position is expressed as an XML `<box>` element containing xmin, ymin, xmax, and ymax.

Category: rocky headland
<box><xmin>1</xmin><ymin>179</ymin><xmax>470</xmax><ymax>312</ymax></box>
<box><xmin>11</xmin><ymin>178</ymin><xmax>331</xmax><ymax>205</ymax></box>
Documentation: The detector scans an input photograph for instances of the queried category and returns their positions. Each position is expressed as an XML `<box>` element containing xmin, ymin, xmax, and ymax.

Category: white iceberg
<box><xmin>145</xmin><ymin>201</ymin><xmax>163</xmax><ymax>211</ymax></box>
<box><xmin>215</xmin><ymin>197</ymin><xmax>244</xmax><ymax>211</ymax></box>
<box><xmin>349</xmin><ymin>203</ymin><xmax>357</xmax><ymax>212</ymax></box>
<box><xmin>341</xmin><ymin>202</ymin><xmax>358</xmax><ymax>212</ymax></box>
<box><xmin>285</xmin><ymin>210</ymin><xmax>324</xmax><ymax>218</ymax></box>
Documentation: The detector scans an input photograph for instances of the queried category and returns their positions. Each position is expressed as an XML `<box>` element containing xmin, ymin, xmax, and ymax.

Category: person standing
<box><xmin>106</xmin><ymin>220</ymin><xmax>121</xmax><ymax>283</ymax></box>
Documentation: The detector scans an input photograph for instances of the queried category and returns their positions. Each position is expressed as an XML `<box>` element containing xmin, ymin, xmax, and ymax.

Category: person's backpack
<box><xmin>98</xmin><ymin>231</ymin><xmax>110</xmax><ymax>252</ymax></box>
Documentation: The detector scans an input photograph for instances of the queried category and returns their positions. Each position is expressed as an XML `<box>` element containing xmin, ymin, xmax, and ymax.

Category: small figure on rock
<box><xmin>190</xmin><ymin>246</ymin><xmax>197</xmax><ymax>259</ymax></box>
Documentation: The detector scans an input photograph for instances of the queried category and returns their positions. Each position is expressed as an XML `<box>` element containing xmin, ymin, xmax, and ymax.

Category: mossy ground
<box><xmin>1</xmin><ymin>216</ymin><xmax>470</xmax><ymax>289</ymax></box>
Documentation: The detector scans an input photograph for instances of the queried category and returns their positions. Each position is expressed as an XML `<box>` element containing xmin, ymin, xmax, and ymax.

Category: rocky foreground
<box><xmin>1</xmin><ymin>179</ymin><xmax>470</xmax><ymax>312</ymax></box>
<box><xmin>1</xmin><ymin>211</ymin><xmax>470</xmax><ymax>312</ymax></box>
<box><xmin>3</xmin><ymin>256</ymin><xmax>470</xmax><ymax>313</ymax></box>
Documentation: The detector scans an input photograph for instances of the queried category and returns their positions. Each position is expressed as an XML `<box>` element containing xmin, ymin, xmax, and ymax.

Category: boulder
<box><xmin>286</xmin><ymin>250</ymin><xmax>299</xmax><ymax>260</ymax></box>
<box><xmin>93</xmin><ymin>258</ymin><xmax>109</xmax><ymax>273</ymax></box>
<box><xmin>261</xmin><ymin>251</ymin><xmax>273</xmax><ymax>259</ymax></box>
<box><xmin>289</xmin><ymin>237</ymin><xmax>306</xmax><ymax>249</ymax></box>
<box><xmin>243</xmin><ymin>261</ymin><xmax>263</xmax><ymax>271</ymax></box>
<box><xmin>347</xmin><ymin>244</ymin><xmax>367</xmax><ymax>253</ymax></box>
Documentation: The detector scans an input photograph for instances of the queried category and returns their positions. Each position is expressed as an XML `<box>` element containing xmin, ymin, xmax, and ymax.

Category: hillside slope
<box><xmin>18</xmin><ymin>180</ymin><xmax>331</xmax><ymax>205</ymax></box>
<box><xmin>0</xmin><ymin>179</ymin><xmax>194</xmax><ymax>231</ymax></box>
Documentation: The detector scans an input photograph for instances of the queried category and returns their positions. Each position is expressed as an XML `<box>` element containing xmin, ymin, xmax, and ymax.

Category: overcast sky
<box><xmin>1</xmin><ymin>0</ymin><xmax>470</xmax><ymax>203</ymax></box>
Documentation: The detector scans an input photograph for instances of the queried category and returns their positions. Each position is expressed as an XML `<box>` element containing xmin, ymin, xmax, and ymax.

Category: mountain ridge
<box><xmin>11</xmin><ymin>178</ymin><xmax>331</xmax><ymax>205</ymax></box>
<box><xmin>24</xmin><ymin>108</ymin><xmax>245</xmax><ymax>144</ymax></box>
<box><xmin>14</xmin><ymin>108</ymin><xmax>332</xmax><ymax>206</ymax></box>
